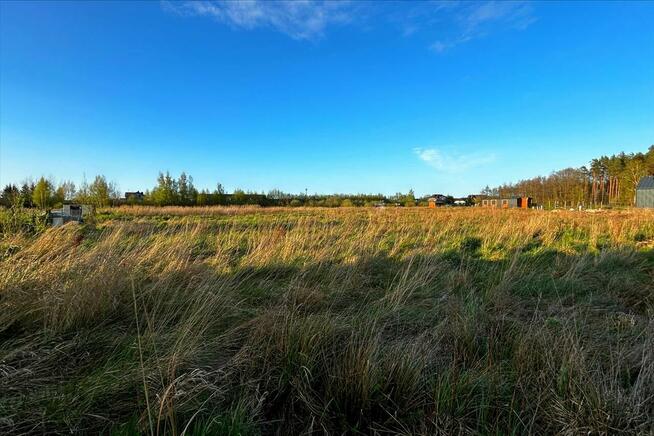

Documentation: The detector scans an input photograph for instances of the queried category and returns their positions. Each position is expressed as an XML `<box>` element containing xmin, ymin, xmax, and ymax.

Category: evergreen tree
<box><xmin>492</xmin><ymin>146</ymin><xmax>654</xmax><ymax>208</ymax></box>
<box><xmin>1</xmin><ymin>184</ymin><xmax>20</xmax><ymax>207</ymax></box>
<box><xmin>20</xmin><ymin>182</ymin><xmax>35</xmax><ymax>207</ymax></box>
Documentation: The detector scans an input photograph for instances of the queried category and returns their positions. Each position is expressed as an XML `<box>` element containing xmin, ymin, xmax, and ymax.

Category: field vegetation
<box><xmin>1</xmin><ymin>206</ymin><xmax>653</xmax><ymax>434</ymax></box>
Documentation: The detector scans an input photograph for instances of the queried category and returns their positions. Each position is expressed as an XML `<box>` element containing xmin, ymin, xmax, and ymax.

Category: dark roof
<box><xmin>637</xmin><ymin>176</ymin><xmax>654</xmax><ymax>190</ymax></box>
<box><xmin>428</xmin><ymin>195</ymin><xmax>447</xmax><ymax>202</ymax></box>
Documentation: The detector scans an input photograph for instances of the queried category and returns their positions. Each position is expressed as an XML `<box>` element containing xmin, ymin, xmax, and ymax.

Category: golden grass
<box><xmin>1</xmin><ymin>207</ymin><xmax>653</xmax><ymax>434</ymax></box>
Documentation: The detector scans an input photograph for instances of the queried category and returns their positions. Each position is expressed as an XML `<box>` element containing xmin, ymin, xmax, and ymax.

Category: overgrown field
<box><xmin>1</xmin><ymin>207</ymin><xmax>654</xmax><ymax>435</ymax></box>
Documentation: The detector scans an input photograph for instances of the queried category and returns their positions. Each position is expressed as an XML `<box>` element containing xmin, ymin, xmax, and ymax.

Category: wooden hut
<box><xmin>636</xmin><ymin>176</ymin><xmax>654</xmax><ymax>208</ymax></box>
<box><xmin>480</xmin><ymin>197</ymin><xmax>532</xmax><ymax>209</ymax></box>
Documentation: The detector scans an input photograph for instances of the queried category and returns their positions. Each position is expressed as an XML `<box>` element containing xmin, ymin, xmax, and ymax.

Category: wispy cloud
<box><xmin>414</xmin><ymin>147</ymin><xmax>496</xmax><ymax>173</ymax></box>
<box><xmin>165</xmin><ymin>0</ymin><xmax>355</xmax><ymax>41</ymax></box>
<box><xmin>430</xmin><ymin>1</ymin><xmax>536</xmax><ymax>53</ymax></box>
<box><xmin>430</xmin><ymin>40</ymin><xmax>453</xmax><ymax>54</ymax></box>
<box><xmin>463</xmin><ymin>1</ymin><xmax>535</xmax><ymax>32</ymax></box>
<box><xmin>165</xmin><ymin>1</ymin><xmax>536</xmax><ymax>50</ymax></box>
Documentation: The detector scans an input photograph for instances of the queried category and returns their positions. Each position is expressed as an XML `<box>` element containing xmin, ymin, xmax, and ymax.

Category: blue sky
<box><xmin>1</xmin><ymin>1</ymin><xmax>653</xmax><ymax>196</ymax></box>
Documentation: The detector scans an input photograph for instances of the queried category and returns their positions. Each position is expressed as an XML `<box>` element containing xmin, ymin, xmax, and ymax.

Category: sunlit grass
<box><xmin>1</xmin><ymin>207</ymin><xmax>653</xmax><ymax>434</ymax></box>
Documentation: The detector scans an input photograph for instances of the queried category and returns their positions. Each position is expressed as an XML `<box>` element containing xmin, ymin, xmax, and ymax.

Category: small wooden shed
<box><xmin>636</xmin><ymin>176</ymin><xmax>654</xmax><ymax>208</ymax></box>
<box><xmin>480</xmin><ymin>197</ymin><xmax>532</xmax><ymax>209</ymax></box>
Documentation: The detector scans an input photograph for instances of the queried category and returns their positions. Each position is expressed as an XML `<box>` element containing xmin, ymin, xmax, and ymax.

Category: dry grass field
<box><xmin>1</xmin><ymin>207</ymin><xmax>653</xmax><ymax>435</ymax></box>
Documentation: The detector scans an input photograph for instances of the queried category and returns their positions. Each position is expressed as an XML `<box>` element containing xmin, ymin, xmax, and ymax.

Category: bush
<box><xmin>341</xmin><ymin>199</ymin><xmax>354</xmax><ymax>207</ymax></box>
<box><xmin>0</xmin><ymin>206</ymin><xmax>48</xmax><ymax>236</ymax></box>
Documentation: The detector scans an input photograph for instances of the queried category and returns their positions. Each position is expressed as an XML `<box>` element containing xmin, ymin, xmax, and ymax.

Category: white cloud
<box><xmin>430</xmin><ymin>40</ymin><xmax>449</xmax><ymax>53</ymax></box>
<box><xmin>462</xmin><ymin>1</ymin><xmax>535</xmax><ymax>34</ymax></box>
<box><xmin>165</xmin><ymin>1</ymin><xmax>536</xmax><ymax>51</ymax></box>
<box><xmin>427</xmin><ymin>1</ymin><xmax>535</xmax><ymax>53</ymax></box>
<box><xmin>414</xmin><ymin>147</ymin><xmax>496</xmax><ymax>173</ymax></box>
<box><xmin>165</xmin><ymin>0</ymin><xmax>355</xmax><ymax>41</ymax></box>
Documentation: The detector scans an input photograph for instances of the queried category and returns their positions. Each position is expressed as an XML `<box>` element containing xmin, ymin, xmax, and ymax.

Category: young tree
<box><xmin>213</xmin><ymin>183</ymin><xmax>226</xmax><ymax>205</ymax></box>
<box><xmin>52</xmin><ymin>186</ymin><xmax>65</xmax><ymax>206</ymax></box>
<box><xmin>625</xmin><ymin>154</ymin><xmax>647</xmax><ymax>205</ymax></box>
<box><xmin>89</xmin><ymin>175</ymin><xmax>116</xmax><ymax>207</ymax></box>
<box><xmin>196</xmin><ymin>189</ymin><xmax>209</xmax><ymax>206</ymax></box>
<box><xmin>402</xmin><ymin>189</ymin><xmax>416</xmax><ymax>207</ymax></box>
<box><xmin>178</xmin><ymin>172</ymin><xmax>190</xmax><ymax>205</ymax></box>
<box><xmin>151</xmin><ymin>172</ymin><xmax>178</xmax><ymax>206</ymax></box>
<box><xmin>59</xmin><ymin>180</ymin><xmax>76</xmax><ymax>201</ymax></box>
<box><xmin>177</xmin><ymin>172</ymin><xmax>197</xmax><ymax>205</ymax></box>
<box><xmin>32</xmin><ymin>177</ymin><xmax>54</xmax><ymax>209</ymax></box>
<box><xmin>231</xmin><ymin>189</ymin><xmax>246</xmax><ymax>205</ymax></box>
<box><xmin>75</xmin><ymin>176</ymin><xmax>91</xmax><ymax>204</ymax></box>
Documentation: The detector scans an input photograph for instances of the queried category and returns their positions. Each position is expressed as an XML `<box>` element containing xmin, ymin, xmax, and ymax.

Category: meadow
<box><xmin>1</xmin><ymin>206</ymin><xmax>653</xmax><ymax>435</ymax></box>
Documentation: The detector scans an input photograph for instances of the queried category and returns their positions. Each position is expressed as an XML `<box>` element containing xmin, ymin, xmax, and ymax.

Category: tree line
<box><xmin>1</xmin><ymin>171</ymin><xmax>421</xmax><ymax>209</ymax></box>
<box><xmin>3</xmin><ymin>145</ymin><xmax>652</xmax><ymax>210</ymax></box>
<box><xmin>143</xmin><ymin>171</ymin><xmax>419</xmax><ymax>207</ymax></box>
<box><xmin>1</xmin><ymin>175</ymin><xmax>118</xmax><ymax>209</ymax></box>
<box><xmin>488</xmin><ymin>145</ymin><xmax>654</xmax><ymax>208</ymax></box>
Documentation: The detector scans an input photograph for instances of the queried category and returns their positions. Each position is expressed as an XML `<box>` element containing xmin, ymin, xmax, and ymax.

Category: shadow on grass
<box><xmin>1</xmin><ymin>241</ymin><xmax>653</xmax><ymax>435</ymax></box>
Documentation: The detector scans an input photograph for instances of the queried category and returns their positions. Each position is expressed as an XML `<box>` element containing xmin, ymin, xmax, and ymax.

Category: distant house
<box><xmin>517</xmin><ymin>197</ymin><xmax>533</xmax><ymax>208</ymax></box>
<box><xmin>470</xmin><ymin>194</ymin><xmax>488</xmax><ymax>206</ymax></box>
<box><xmin>453</xmin><ymin>197</ymin><xmax>473</xmax><ymax>206</ymax></box>
<box><xmin>480</xmin><ymin>197</ymin><xmax>496</xmax><ymax>207</ymax></box>
<box><xmin>428</xmin><ymin>194</ymin><xmax>448</xmax><ymax>208</ymax></box>
<box><xmin>48</xmin><ymin>203</ymin><xmax>93</xmax><ymax>227</ymax></box>
<box><xmin>125</xmin><ymin>191</ymin><xmax>145</xmax><ymax>203</ymax></box>
<box><xmin>636</xmin><ymin>176</ymin><xmax>654</xmax><ymax>208</ymax></box>
<box><xmin>480</xmin><ymin>197</ymin><xmax>532</xmax><ymax>209</ymax></box>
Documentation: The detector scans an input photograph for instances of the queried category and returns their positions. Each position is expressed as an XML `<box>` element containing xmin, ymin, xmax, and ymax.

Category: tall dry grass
<box><xmin>1</xmin><ymin>207</ymin><xmax>653</xmax><ymax>434</ymax></box>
